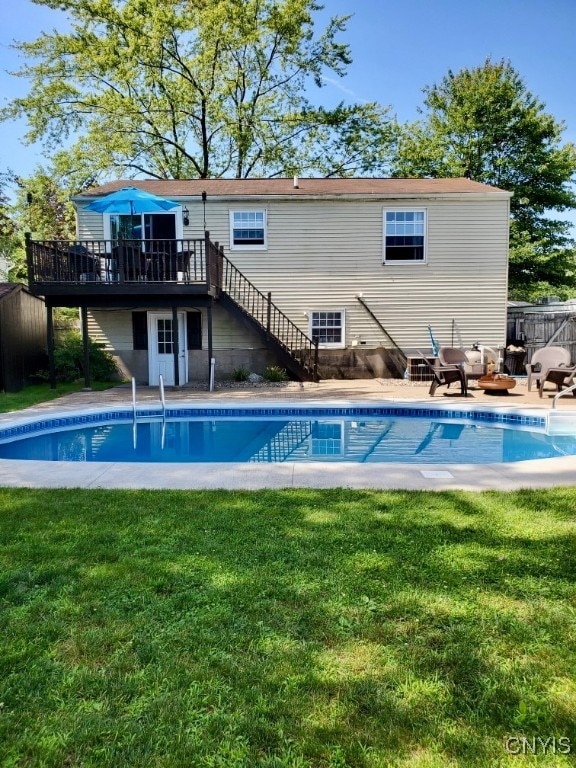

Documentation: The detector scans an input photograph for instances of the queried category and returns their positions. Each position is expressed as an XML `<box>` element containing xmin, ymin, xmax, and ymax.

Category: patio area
<box><xmin>1</xmin><ymin>377</ymin><xmax>575</xmax><ymax>491</ymax></box>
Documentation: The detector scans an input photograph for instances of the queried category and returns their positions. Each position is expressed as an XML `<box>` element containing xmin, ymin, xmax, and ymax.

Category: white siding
<box><xmin>81</xmin><ymin>191</ymin><xmax>510</xmax><ymax>353</ymax></box>
<box><xmin>88</xmin><ymin>306</ymin><xmax>263</xmax><ymax>351</ymax></box>
<box><xmin>196</xmin><ymin>196</ymin><xmax>509</xmax><ymax>349</ymax></box>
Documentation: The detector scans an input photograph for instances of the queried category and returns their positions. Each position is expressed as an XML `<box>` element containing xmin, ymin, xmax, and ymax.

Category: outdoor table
<box><xmin>477</xmin><ymin>374</ymin><xmax>516</xmax><ymax>394</ymax></box>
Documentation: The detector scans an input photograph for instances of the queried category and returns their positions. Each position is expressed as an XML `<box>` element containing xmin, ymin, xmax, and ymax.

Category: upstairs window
<box><xmin>384</xmin><ymin>210</ymin><xmax>426</xmax><ymax>263</ymax></box>
<box><xmin>230</xmin><ymin>210</ymin><xmax>267</xmax><ymax>249</ymax></box>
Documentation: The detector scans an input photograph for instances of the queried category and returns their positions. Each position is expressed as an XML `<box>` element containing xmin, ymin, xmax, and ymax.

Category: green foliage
<box><xmin>1</xmin><ymin>0</ymin><xmax>396</xmax><ymax>181</ymax></box>
<box><xmin>392</xmin><ymin>57</ymin><xmax>576</xmax><ymax>298</ymax></box>
<box><xmin>231</xmin><ymin>366</ymin><xmax>250</xmax><ymax>382</ymax></box>
<box><xmin>35</xmin><ymin>331</ymin><xmax>119</xmax><ymax>383</ymax></box>
<box><xmin>263</xmin><ymin>364</ymin><xmax>289</xmax><ymax>382</ymax></box>
<box><xmin>13</xmin><ymin>169</ymin><xmax>76</xmax><ymax>241</ymax></box>
<box><xmin>0</xmin><ymin>173</ymin><xmax>21</xmax><ymax>281</ymax></box>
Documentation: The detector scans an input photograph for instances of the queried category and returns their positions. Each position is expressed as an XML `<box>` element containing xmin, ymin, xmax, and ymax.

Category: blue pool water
<box><xmin>0</xmin><ymin>411</ymin><xmax>574</xmax><ymax>464</ymax></box>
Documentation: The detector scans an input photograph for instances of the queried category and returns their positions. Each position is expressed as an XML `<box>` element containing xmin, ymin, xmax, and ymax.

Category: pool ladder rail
<box><xmin>132</xmin><ymin>376</ymin><xmax>167</xmax><ymax>422</ymax></box>
<box><xmin>132</xmin><ymin>376</ymin><xmax>167</xmax><ymax>450</ymax></box>
<box><xmin>552</xmin><ymin>380</ymin><xmax>576</xmax><ymax>409</ymax></box>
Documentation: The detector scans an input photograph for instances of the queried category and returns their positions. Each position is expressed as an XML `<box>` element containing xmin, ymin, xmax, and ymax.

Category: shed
<box><xmin>0</xmin><ymin>283</ymin><xmax>47</xmax><ymax>392</ymax></box>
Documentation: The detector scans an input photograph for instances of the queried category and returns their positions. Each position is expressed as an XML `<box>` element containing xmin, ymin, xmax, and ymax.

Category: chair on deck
<box><xmin>148</xmin><ymin>250</ymin><xmax>190</xmax><ymax>281</ymax></box>
<box><xmin>526</xmin><ymin>346</ymin><xmax>571</xmax><ymax>391</ymax></box>
<box><xmin>113</xmin><ymin>243</ymin><xmax>147</xmax><ymax>281</ymax></box>
<box><xmin>66</xmin><ymin>245</ymin><xmax>101</xmax><ymax>281</ymax></box>
<box><xmin>417</xmin><ymin>351</ymin><xmax>468</xmax><ymax>397</ymax></box>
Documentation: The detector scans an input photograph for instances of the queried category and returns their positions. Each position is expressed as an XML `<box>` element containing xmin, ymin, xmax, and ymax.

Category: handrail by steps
<box><xmin>218</xmin><ymin>250</ymin><xmax>318</xmax><ymax>380</ymax></box>
<box><xmin>552</xmin><ymin>381</ymin><xmax>576</xmax><ymax>408</ymax></box>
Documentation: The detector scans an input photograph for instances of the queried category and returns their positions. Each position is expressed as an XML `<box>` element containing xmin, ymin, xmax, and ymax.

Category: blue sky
<box><xmin>1</xmin><ymin>0</ymin><xmax>575</xmax><ymax>199</ymax></box>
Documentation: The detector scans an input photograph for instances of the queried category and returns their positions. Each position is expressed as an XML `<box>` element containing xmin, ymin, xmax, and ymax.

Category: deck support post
<box><xmin>81</xmin><ymin>306</ymin><xmax>91</xmax><ymax>389</ymax></box>
<box><xmin>46</xmin><ymin>304</ymin><xmax>56</xmax><ymax>390</ymax></box>
<box><xmin>172</xmin><ymin>306</ymin><xmax>180</xmax><ymax>388</ymax></box>
<box><xmin>207</xmin><ymin>301</ymin><xmax>213</xmax><ymax>385</ymax></box>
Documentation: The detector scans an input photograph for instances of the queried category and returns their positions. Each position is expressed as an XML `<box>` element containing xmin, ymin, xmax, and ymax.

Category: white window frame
<box><xmin>103</xmin><ymin>211</ymin><xmax>184</xmax><ymax>242</ymax></box>
<box><xmin>309</xmin><ymin>420</ymin><xmax>344</xmax><ymax>457</ymax></box>
<box><xmin>309</xmin><ymin>309</ymin><xmax>345</xmax><ymax>349</ymax></box>
<box><xmin>383</xmin><ymin>208</ymin><xmax>427</xmax><ymax>265</ymax></box>
<box><xmin>229</xmin><ymin>210</ymin><xmax>267</xmax><ymax>250</ymax></box>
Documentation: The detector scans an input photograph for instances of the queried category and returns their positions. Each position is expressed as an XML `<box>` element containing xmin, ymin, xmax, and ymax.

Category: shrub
<box><xmin>35</xmin><ymin>331</ymin><xmax>119</xmax><ymax>383</ymax></box>
<box><xmin>231</xmin><ymin>366</ymin><xmax>250</xmax><ymax>382</ymax></box>
<box><xmin>263</xmin><ymin>365</ymin><xmax>289</xmax><ymax>382</ymax></box>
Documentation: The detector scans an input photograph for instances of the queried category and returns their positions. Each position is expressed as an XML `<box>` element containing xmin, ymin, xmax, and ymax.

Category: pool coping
<box><xmin>1</xmin><ymin>398</ymin><xmax>575</xmax><ymax>491</ymax></box>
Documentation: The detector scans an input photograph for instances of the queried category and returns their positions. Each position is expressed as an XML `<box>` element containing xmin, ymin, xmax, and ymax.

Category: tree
<box><xmin>0</xmin><ymin>174</ymin><xmax>22</xmax><ymax>281</ymax></box>
<box><xmin>0</xmin><ymin>168</ymin><xmax>77</xmax><ymax>282</ymax></box>
<box><xmin>1</xmin><ymin>0</ymin><xmax>395</xmax><ymax>182</ymax></box>
<box><xmin>392</xmin><ymin>58</ymin><xmax>576</xmax><ymax>298</ymax></box>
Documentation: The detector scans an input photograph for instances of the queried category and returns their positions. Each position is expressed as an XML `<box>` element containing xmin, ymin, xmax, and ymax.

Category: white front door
<box><xmin>148</xmin><ymin>312</ymin><xmax>188</xmax><ymax>386</ymax></box>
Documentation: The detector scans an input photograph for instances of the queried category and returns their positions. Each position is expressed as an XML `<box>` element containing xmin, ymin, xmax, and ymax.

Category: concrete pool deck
<box><xmin>1</xmin><ymin>377</ymin><xmax>575</xmax><ymax>491</ymax></box>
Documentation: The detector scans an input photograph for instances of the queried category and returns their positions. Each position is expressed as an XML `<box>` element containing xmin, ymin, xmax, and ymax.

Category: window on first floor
<box><xmin>309</xmin><ymin>310</ymin><xmax>345</xmax><ymax>348</ymax></box>
<box><xmin>384</xmin><ymin>210</ymin><xmax>426</xmax><ymax>263</ymax></box>
<box><xmin>229</xmin><ymin>210</ymin><xmax>267</xmax><ymax>249</ymax></box>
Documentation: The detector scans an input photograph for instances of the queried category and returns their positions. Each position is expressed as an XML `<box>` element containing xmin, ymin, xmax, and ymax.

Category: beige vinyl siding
<box><xmin>77</xmin><ymin>210</ymin><xmax>106</xmax><ymax>240</ymax></box>
<box><xmin>212</xmin><ymin>305</ymin><xmax>266</xmax><ymax>350</ymax></box>
<box><xmin>78</xmin><ymin>190</ymin><xmax>509</xmax><ymax>354</ymax></box>
<box><xmin>87</xmin><ymin>311</ymin><xmax>130</xmax><ymax>351</ymax></box>
<box><xmin>197</xmin><ymin>196</ymin><xmax>509</xmax><ymax>350</ymax></box>
<box><xmin>88</xmin><ymin>306</ymin><xmax>263</xmax><ymax>352</ymax></box>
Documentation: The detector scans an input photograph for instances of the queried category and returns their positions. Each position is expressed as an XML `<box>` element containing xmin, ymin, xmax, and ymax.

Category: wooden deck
<box><xmin>26</xmin><ymin>236</ymin><xmax>221</xmax><ymax>304</ymax></box>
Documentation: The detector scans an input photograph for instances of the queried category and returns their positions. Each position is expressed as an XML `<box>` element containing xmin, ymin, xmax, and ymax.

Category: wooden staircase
<box><xmin>209</xmin><ymin>240</ymin><xmax>319</xmax><ymax>382</ymax></box>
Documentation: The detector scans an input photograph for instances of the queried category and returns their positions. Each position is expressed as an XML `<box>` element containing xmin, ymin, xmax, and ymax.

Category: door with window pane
<box><xmin>147</xmin><ymin>313</ymin><xmax>187</xmax><ymax>386</ymax></box>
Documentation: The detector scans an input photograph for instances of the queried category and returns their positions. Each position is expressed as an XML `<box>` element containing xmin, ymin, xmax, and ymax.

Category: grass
<box><xmin>0</xmin><ymin>487</ymin><xmax>575</xmax><ymax>767</ymax></box>
<box><xmin>0</xmin><ymin>381</ymin><xmax>118</xmax><ymax>414</ymax></box>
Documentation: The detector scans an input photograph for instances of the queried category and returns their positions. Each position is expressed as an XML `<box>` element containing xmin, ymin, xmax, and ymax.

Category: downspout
<box><xmin>172</xmin><ymin>306</ymin><xmax>180</xmax><ymax>387</ymax></box>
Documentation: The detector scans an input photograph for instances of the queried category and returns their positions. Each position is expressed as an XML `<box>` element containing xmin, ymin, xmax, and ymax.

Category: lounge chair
<box><xmin>526</xmin><ymin>346</ymin><xmax>571</xmax><ymax>391</ymax></box>
<box><xmin>439</xmin><ymin>346</ymin><xmax>494</xmax><ymax>380</ymax></box>
<box><xmin>417</xmin><ymin>351</ymin><xmax>468</xmax><ymax>397</ymax></box>
<box><xmin>538</xmin><ymin>365</ymin><xmax>576</xmax><ymax>398</ymax></box>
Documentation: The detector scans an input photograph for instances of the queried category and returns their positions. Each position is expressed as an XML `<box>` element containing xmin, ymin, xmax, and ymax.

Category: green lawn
<box><xmin>0</xmin><ymin>381</ymin><xmax>117</xmax><ymax>414</ymax></box>
<box><xmin>0</xmin><ymin>487</ymin><xmax>575</xmax><ymax>767</ymax></box>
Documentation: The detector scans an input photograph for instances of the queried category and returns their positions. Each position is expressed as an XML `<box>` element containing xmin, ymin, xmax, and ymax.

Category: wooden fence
<box><xmin>507</xmin><ymin>304</ymin><xmax>576</xmax><ymax>364</ymax></box>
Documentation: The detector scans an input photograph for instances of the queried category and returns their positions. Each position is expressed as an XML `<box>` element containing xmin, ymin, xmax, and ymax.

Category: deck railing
<box><xmin>26</xmin><ymin>236</ymin><xmax>213</xmax><ymax>286</ymax></box>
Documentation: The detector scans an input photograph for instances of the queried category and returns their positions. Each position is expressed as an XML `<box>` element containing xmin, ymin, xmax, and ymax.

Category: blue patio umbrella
<box><xmin>84</xmin><ymin>186</ymin><xmax>179</xmax><ymax>215</ymax></box>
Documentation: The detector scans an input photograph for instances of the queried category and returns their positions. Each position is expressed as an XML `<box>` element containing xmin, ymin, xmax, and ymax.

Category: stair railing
<box><xmin>217</xmin><ymin>248</ymin><xmax>318</xmax><ymax>379</ymax></box>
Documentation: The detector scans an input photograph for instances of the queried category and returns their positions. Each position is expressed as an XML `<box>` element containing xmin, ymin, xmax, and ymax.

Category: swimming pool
<box><xmin>1</xmin><ymin>404</ymin><xmax>575</xmax><ymax>464</ymax></box>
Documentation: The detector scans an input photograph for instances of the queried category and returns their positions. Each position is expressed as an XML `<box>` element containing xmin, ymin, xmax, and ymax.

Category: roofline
<box><xmin>73</xmin><ymin>191</ymin><xmax>512</xmax><ymax>204</ymax></box>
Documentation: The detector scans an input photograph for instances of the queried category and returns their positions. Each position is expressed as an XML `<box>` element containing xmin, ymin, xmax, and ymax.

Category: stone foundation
<box><xmin>316</xmin><ymin>347</ymin><xmax>402</xmax><ymax>379</ymax></box>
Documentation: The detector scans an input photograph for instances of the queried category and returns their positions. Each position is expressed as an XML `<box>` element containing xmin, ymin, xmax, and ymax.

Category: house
<box><xmin>25</xmin><ymin>178</ymin><xmax>511</xmax><ymax>386</ymax></box>
<box><xmin>0</xmin><ymin>283</ymin><xmax>47</xmax><ymax>392</ymax></box>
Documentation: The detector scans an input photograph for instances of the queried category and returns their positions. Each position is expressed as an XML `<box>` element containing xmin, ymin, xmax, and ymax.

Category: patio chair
<box><xmin>417</xmin><ymin>351</ymin><xmax>468</xmax><ymax>397</ymax></box>
<box><xmin>113</xmin><ymin>243</ymin><xmax>147</xmax><ymax>281</ymax></box>
<box><xmin>526</xmin><ymin>346</ymin><xmax>571</xmax><ymax>391</ymax></box>
<box><xmin>538</xmin><ymin>365</ymin><xmax>576</xmax><ymax>398</ymax></box>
